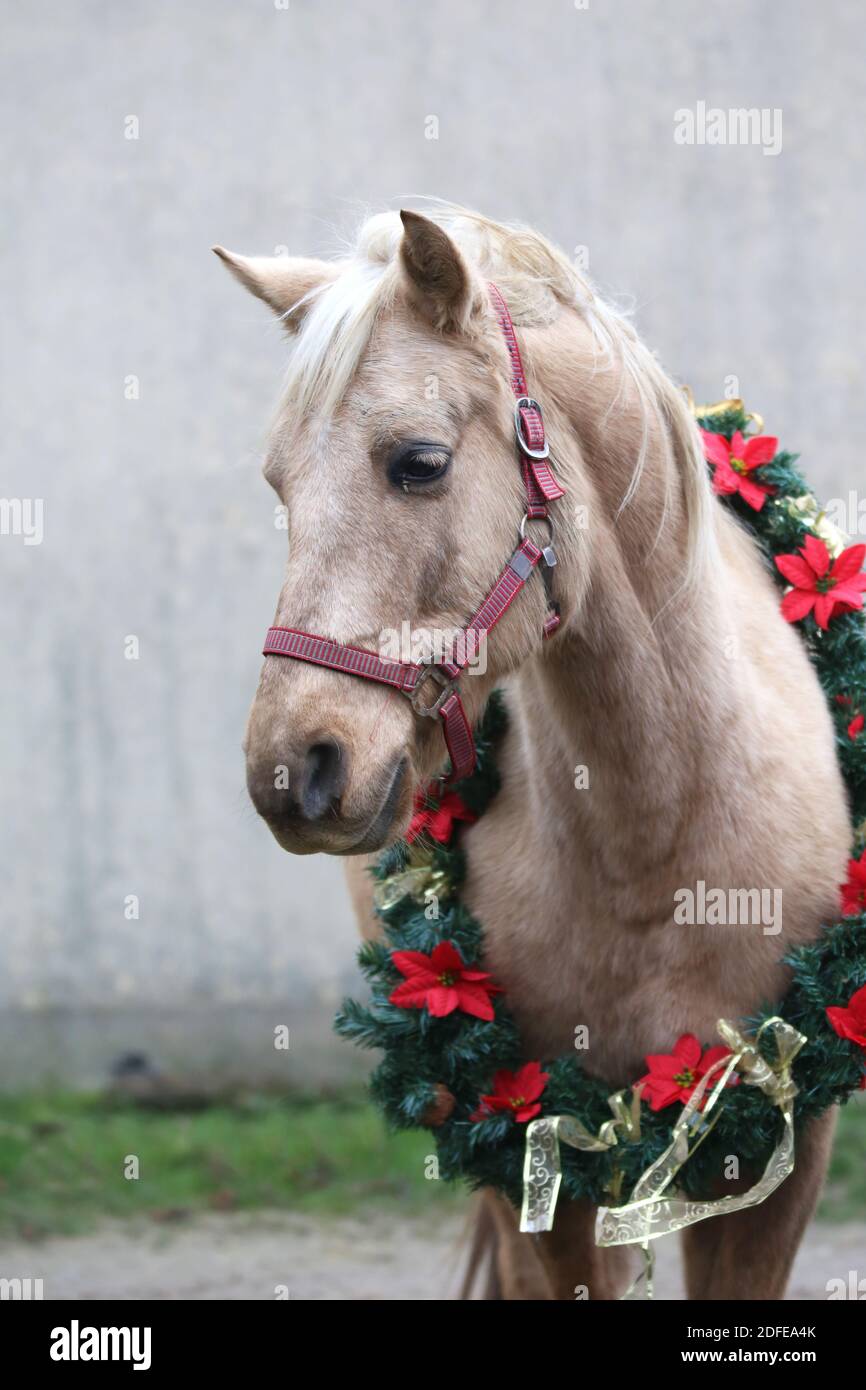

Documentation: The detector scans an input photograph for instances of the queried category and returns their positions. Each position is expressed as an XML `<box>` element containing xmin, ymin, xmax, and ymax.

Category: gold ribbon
<box><xmin>520</xmin><ymin>1018</ymin><xmax>806</xmax><ymax>1296</ymax></box>
<box><xmin>595</xmin><ymin>1017</ymin><xmax>805</xmax><ymax>1298</ymax></box>
<box><xmin>520</xmin><ymin>1087</ymin><xmax>642</xmax><ymax>1234</ymax></box>
<box><xmin>372</xmin><ymin>845</ymin><xmax>448</xmax><ymax>913</ymax></box>
<box><xmin>779</xmin><ymin>493</ymin><xmax>847</xmax><ymax>559</ymax></box>
<box><xmin>372</xmin><ymin>864</ymin><xmax>448</xmax><ymax>912</ymax></box>
<box><xmin>683</xmin><ymin>389</ymin><xmax>764</xmax><ymax>436</ymax></box>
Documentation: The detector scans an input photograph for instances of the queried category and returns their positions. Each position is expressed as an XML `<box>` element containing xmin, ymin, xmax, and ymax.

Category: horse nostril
<box><xmin>300</xmin><ymin>739</ymin><xmax>346</xmax><ymax>821</ymax></box>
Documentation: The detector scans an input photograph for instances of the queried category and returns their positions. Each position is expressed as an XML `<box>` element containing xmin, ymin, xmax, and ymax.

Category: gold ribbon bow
<box><xmin>372</xmin><ymin>844</ymin><xmax>448</xmax><ymax>913</ymax></box>
<box><xmin>520</xmin><ymin>1017</ymin><xmax>806</xmax><ymax>1297</ymax></box>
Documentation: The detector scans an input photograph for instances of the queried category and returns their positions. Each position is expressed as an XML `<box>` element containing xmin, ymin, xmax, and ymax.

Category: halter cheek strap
<box><xmin>261</xmin><ymin>282</ymin><xmax>566</xmax><ymax>782</ymax></box>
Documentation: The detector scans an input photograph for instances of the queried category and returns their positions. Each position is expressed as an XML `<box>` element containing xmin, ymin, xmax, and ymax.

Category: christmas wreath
<box><xmin>335</xmin><ymin>402</ymin><xmax>866</xmax><ymax>1234</ymax></box>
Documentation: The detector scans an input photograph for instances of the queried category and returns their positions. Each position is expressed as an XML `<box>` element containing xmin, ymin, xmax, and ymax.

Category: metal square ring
<box><xmin>410</xmin><ymin>666</ymin><xmax>456</xmax><ymax>718</ymax></box>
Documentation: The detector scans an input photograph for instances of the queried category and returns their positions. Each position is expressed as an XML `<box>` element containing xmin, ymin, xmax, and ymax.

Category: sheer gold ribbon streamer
<box><xmin>520</xmin><ymin>1017</ymin><xmax>806</xmax><ymax>1297</ymax></box>
<box><xmin>520</xmin><ymin>1087</ymin><xmax>643</xmax><ymax>1234</ymax></box>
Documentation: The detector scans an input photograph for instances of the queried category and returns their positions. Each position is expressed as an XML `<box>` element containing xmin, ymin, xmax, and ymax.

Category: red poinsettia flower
<box><xmin>471</xmin><ymin>1060</ymin><xmax>550</xmax><ymax>1123</ymax></box>
<box><xmin>826</xmin><ymin>982</ymin><xmax>866</xmax><ymax>1049</ymax></box>
<box><xmin>840</xmin><ymin>850</ymin><xmax>866</xmax><ymax>916</ymax></box>
<box><xmin>406</xmin><ymin>787</ymin><xmax>476</xmax><ymax>845</ymax></box>
<box><xmin>389</xmin><ymin>941</ymin><xmax>502</xmax><ymax>1020</ymax></box>
<box><xmin>825</xmin><ymin>984</ymin><xmax>866</xmax><ymax>1091</ymax></box>
<box><xmin>775</xmin><ymin>535</ymin><xmax>866</xmax><ymax>630</ymax></box>
<box><xmin>834</xmin><ymin>698</ymin><xmax>864</xmax><ymax>736</ymax></box>
<box><xmin>636</xmin><ymin>1033</ymin><xmax>738</xmax><ymax>1112</ymax></box>
<box><xmin>701</xmin><ymin>429</ymin><xmax>778</xmax><ymax>510</ymax></box>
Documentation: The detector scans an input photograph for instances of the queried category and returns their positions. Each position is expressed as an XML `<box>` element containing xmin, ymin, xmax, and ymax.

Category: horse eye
<box><xmin>387</xmin><ymin>444</ymin><xmax>451</xmax><ymax>489</ymax></box>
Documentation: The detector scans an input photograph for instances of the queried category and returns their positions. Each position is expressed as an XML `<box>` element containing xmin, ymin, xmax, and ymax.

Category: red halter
<box><xmin>262</xmin><ymin>283</ymin><xmax>566</xmax><ymax>782</ymax></box>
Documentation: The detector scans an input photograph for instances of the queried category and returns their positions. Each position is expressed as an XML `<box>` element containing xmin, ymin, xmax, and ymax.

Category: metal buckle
<box><xmin>519</xmin><ymin>512</ymin><xmax>557</xmax><ymax>567</ymax></box>
<box><xmin>410</xmin><ymin>665</ymin><xmax>456</xmax><ymax>718</ymax></box>
<box><xmin>514</xmin><ymin>395</ymin><xmax>550</xmax><ymax>460</ymax></box>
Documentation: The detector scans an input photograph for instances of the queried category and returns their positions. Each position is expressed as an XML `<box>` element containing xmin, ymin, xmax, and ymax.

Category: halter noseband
<box><xmin>261</xmin><ymin>282</ymin><xmax>566</xmax><ymax>782</ymax></box>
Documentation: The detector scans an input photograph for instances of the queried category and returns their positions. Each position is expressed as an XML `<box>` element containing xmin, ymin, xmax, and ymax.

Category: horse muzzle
<box><xmin>245</xmin><ymin>726</ymin><xmax>412</xmax><ymax>855</ymax></box>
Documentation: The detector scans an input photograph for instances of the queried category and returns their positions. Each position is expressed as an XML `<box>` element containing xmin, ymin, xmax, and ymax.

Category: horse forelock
<box><xmin>279</xmin><ymin>205</ymin><xmax>592</xmax><ymax>417</ymax></box>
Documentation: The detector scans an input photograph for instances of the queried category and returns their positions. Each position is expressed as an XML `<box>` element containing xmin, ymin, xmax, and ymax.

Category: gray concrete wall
<box><xmin>1</xmin><ymin>0</ymin><xmax>863</xmax><ymax>1088</ymax></box>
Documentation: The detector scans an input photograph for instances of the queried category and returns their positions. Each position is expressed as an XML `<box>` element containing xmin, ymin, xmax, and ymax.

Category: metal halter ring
<box><xmin>519</xmin><ymin>511</ymin><xmax>555</xmax><ymax>546</ymax></box>
<box><xmin>513</xmin><ymin>395</ymin><xmax>550</xmax><ymax>460</ymax></box>
<box><xmin>410</xmin><ymin>665</ymin><xmax>456</xmax><ymax>718</ymax></box>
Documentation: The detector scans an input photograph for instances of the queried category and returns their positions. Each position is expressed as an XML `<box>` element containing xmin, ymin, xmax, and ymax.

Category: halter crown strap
<box><xmin>487</xmin><ymin>281</ymin><xmax>566</xmax><ymax>519</ymax></box>
<box><xmin>261</xmin><ymin>284</ymin><xmax>565</xmax><ymax>783</ymax></box>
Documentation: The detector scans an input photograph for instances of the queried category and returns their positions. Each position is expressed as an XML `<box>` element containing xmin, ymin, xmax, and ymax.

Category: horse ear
<box><xmin>398</xmin><ymin>211</ymin><xmax>474</xmax><ymax>332</ymax></box>
<box><xmin>212</xmin><ymin>247</ymin><xmax>336</xmax><ymax>331</ymax></box>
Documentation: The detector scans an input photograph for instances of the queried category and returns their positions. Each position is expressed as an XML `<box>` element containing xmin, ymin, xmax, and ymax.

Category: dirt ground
<box><xmin>2</xmin><ymin>1212</ymin><xmax>863</xmax><ymax>1300</ymax></box>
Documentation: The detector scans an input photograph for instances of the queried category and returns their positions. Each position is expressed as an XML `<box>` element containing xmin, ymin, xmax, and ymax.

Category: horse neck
<box><xmin>511</xmin><ymin>579</ymin><xmax>717</xmax><ymax>873</ymax></box>
<box><xmin>509</xmin><ymin>317</ymin><xmax>734</xmax><ymax>870</ymax></box>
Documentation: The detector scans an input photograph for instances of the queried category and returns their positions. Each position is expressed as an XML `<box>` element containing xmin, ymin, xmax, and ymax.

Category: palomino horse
<box><xmin>215</xmin><ymin>207</ymin><xmax>846</xmax><ymax>1299</ymax></box>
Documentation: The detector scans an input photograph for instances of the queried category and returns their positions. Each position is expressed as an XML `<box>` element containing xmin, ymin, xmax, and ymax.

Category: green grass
<box><xmin>0</xmin><ymin>1090</ymin><xmax>462</xmax><ymax>1240</ymax></box>
<box><xmin>0</xmin><ymin>1090</ymin><xmax>862</xmax><ymax>1240</ymax></box>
